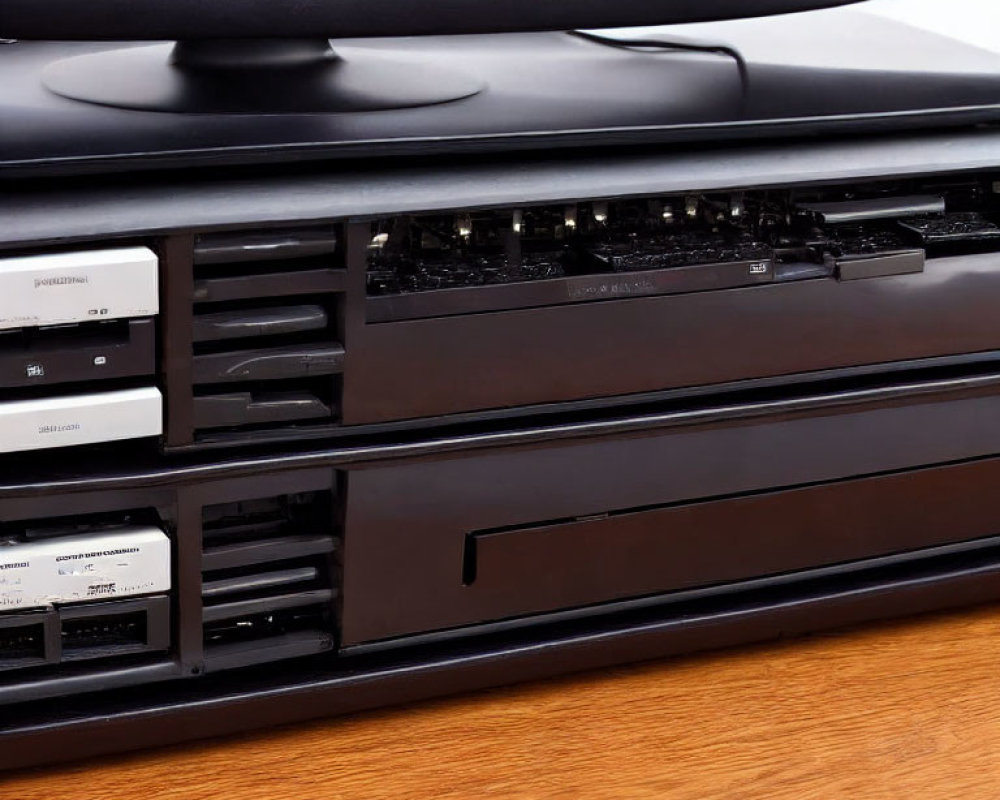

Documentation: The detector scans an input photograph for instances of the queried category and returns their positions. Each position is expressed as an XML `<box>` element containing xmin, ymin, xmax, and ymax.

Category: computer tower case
<box><xmin>3</xmin><ymin>4</ymin><xmax>1000</xmax><ymax>768</ymax></box>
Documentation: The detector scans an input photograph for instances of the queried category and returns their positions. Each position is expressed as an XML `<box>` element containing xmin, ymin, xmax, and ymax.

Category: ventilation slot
<box><xmin>190</xmin><ymin>227</ymin><xmax>345</xmax><ymax>436</ymax></box>
<box><xmin>201</xmin><ymin>489</ymin><xmax>338</xmax><ymax>672</ymax></box>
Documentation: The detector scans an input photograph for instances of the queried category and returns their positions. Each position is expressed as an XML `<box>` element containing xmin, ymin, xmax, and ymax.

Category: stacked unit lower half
<box><xmin>5</xmin><ymin>366</ymin><xmax>1000</xmax><ymax>767</ymax></box>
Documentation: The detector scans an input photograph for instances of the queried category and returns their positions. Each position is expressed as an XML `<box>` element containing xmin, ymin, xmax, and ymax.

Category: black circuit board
<box><xmin>898</xmin><ymin>212</ymin><xmax>1000</xmax><ymax>244</ymax></box>
<box><xmin>367</xmin><ymin>184</ymin><xmax>1000</xmax><ymax>296</ymax></box>
<box><xmin>590</xmin><ymin>233</ymin><xmax>771</xmax><ymax>273</ymax></box>
<box><xmin>367</xmin><ymin>252</ymin><xmax>567</xmax><ymax>295</ymax></box>
<box><xmin>824</xmin><ymin>227</ymin><xmax>912</xmax><ymax>258</ymax></box>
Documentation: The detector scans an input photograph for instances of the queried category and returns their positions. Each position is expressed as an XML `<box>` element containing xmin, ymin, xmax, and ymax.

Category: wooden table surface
<box><xmin>6</xmin><ymin>603</ymin><xmax>1000</xmax><ymax>799</ymax></box>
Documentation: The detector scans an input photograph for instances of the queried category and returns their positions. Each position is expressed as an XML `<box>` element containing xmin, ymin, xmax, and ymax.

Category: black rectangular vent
<box><xmin>0</xmin><ymin>613</ymin><xmax>55</xmax><ymax>672</ymax></box>
<box><xmin>201</xmin><ymin>489</ymin><xmax>338</xmax><ymax>672</ymax></box>
<box><xmin>185</xmin><ymin>227</ymin><xmax>346</xmax><ymax>439</ymax></box>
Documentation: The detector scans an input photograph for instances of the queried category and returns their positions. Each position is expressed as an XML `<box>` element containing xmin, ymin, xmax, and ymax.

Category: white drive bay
<box><xmin>0</xmin><ymin>527</ymin><xmax>171</xmax><ymax>611</ymax></box>
<box><xmin>0</xmin><ymin>246</ymin><xmax>159</xmax><ymax>331</ymax></box>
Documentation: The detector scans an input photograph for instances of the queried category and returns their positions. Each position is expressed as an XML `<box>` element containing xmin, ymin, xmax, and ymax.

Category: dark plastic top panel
<box><xmin>3</xmin><ymin>128</ymin><xmax>1000</xmax><ymax>250</ymax></box>
<box><xmin>2</xmin><ymin>4</ymin><xmax>1000</xmax><ymax>176</ymax></box>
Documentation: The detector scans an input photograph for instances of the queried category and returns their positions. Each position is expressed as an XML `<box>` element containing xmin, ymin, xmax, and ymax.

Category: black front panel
<box><xmin>340</xmin><ymin>375</ymin><xmax>1000</xmax><ymax>643</ymax></box>
<box><xmin>0</xmin><ymin>373</ymin><xmax>999</xmax><ymax>762</ymax></box>
<box><xmin>2</xmin><ymin>140</ymin><xmax>1000</xmax><ymax>767</ymax></box>
<box><xmin>123</xmin><ymin>171</ymin><xmax>1000</xmax><ymax>448</ymax></box>
<box><xmin>345</xmin><ymin>176</ymin><xmax>1000</xmax><ymax>424</ymax></box>
<box><xmin>3</xmin><ymin>170</ymin><xmax>999</xmax><ymax>452</ymax></box>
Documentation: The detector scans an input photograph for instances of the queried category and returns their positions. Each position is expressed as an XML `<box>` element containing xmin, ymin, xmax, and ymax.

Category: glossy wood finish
<box><xmin>0</xmin><ymin>367</ymin><xmax>997</xmax><ymax>733</ymax></box>
<box><xmin>346</xmin><ymin>252</ymin><xmax>1000</xmax><ymax>424</ymax></box>
<box><xmin>8</xmin><ymin>602</ymin><xmax>1000</xmax><ymax>799</ymax></box>
<box><xmin>467</xmin><ymin>461</ymin><xmax>1000</xmax><ymax>619</ymax></box>
<box><xmin>342</xmin><ymin>379</ymin><xmax>1000</xmax><ymax>643</ymax></box>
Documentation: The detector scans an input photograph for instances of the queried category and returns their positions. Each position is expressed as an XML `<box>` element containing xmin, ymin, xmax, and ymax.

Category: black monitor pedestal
<box><xmin>42</xmin><ymin>39</ymin><xmax>486</xmax><ymax>113</ymax></box>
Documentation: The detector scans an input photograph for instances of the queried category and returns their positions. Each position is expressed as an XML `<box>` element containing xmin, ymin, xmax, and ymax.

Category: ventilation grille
<box><xmin>201</xmin><ymin>489</ymin><xmax>338</xmax><ymax>672</ymax></box>
<box><xmin>189</xmin><ymin>227</ymin><xmax>345</xmax><ymax>436</ymax></box>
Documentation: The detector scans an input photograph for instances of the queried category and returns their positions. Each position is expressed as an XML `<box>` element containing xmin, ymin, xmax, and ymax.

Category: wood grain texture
<box><xmin>7</xmin><ymin>604</ymin><xmax>1000</xmax><ymax>799</ymax></box>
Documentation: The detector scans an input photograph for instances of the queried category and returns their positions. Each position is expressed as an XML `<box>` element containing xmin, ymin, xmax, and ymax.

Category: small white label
<box><xmin>25</xmin><ymin>364</ymin><xmax>44</xmax><ymax>377</ymax></box>
<box><xmin>93</xmin><ymin>356</ymin><xmax>107</xmax><ymax>366</ymax></box>
<box><xmin>749</xmin><ymin>262</ymin><xmax>769</xmax><ymax>275</ymax></box>
<box><xmin>0</xmin><ymin>527</ymin><xmax>170</xmax><ymax>611</ymax></box>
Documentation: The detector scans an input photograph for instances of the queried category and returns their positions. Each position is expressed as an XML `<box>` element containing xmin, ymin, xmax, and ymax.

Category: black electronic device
<box><xmin>3</xmin><ymin>0</ymin><xmax>1000</xmax><ymax>773</ymax></box>
<box><xmin>7</xmin><ymin>165</ymin><xmax>1000</xmax><ymax>453</ymax></box>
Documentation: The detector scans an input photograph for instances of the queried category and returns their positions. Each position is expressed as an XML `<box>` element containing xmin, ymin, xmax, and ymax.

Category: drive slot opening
<box><xmin>194</xmin><ymin>253</ymin><xmax>338</xmax><ymax>281</ymax></box>
<box><xmin>61</xmin><ymin>610</ymin><xmax>147</xmax><ymax>652</ymax></box>
<box><xmin>58</xmin><ymin>596</ymin><xmax>171</xmax><ymax>662</ymax></box>
<box><xmin>465</xmin><ymin>511</ymin><xmax>611</xmax><ymax>587</ymax></box>
<box><xmin>193</xmin><ymin>378</ymin><xmax>338</xmax><ymax>430</ymax></box>
<box><xmin>2</xmin><ymin>507</ymin><xmax>164</xmax><ymax>541</ymax></box>
<box><xmin>203</xmin><ymin>605</ymin><xmax>330</xmax><ymax>647</ymax></box>
<box><xmin>192</xmin><ymin>296</ymin><xmax>335</xmax><ymax>353</ymax></box>
<box><xmin>462</xmin><ymin>533</ymin><xmax>477</xmax><ymax>586</ymax></box>
<box><xmin>0</xmin><ymin>622</ymin><xmax>47</xmax><ymax>667</ymax></box>
<box><xmin>0</xmin><ymin>319</ymin><xmax>133</xmax><ymax>350</ymax></box>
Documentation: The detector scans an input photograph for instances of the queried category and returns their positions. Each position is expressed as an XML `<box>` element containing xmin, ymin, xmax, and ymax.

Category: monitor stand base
<box><xmin>42</xmin><ymin>39</ymin><xmax>486</xmax><ymax>113</ymax></box>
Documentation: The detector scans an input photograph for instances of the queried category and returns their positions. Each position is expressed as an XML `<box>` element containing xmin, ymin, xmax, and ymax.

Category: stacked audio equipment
<box><xmin>2</xmin><ymin>0</ymin><xmax>1000</xmax><ymax>769</ymax></box>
